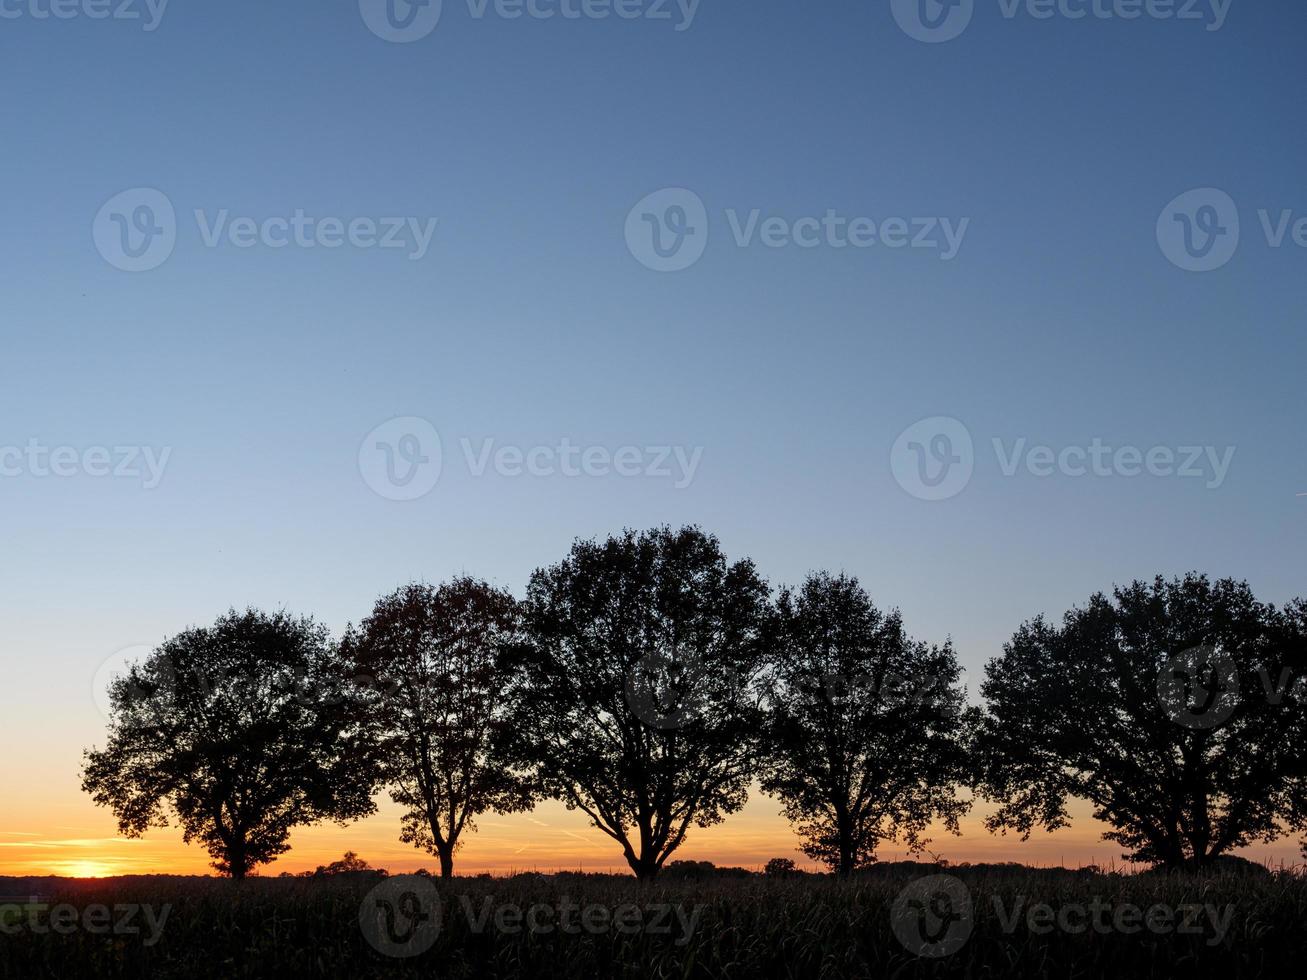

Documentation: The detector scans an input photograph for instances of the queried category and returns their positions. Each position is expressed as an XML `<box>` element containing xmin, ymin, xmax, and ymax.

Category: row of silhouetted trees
<box><xmin>82</xmin><ymin>526</ymin><xmax>1307</xmax><ymax>880</ymax></box>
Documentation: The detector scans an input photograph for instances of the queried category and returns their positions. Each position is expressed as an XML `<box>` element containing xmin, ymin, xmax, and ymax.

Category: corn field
<box><xmin>1</xmin><ymin>865</ymin><xmax>1302</xmax><ymax>979</ymax></box>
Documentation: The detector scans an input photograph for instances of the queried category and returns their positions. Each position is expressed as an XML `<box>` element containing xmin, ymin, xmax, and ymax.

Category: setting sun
<box><xmin>60</xmin><ymin>861</ymin><xmax>113</xmax><ymax>880</ymax></box>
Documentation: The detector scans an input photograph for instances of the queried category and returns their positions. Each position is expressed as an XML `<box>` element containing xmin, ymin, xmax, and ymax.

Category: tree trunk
<box><xmin>628</xmin><ymin>812</ymin><xmax>660</xmax><ymax>881</ymax></box>
<box><xmin>624</xmin><ymin>847</ymin><xmax>660</xmax><ymax>882</ymax></box>
<box><xmin>427</xmin><ymin>808</ymin><xmax>456</xmax><ymax>879</ymax></box>
<box><xmin>636</xmin><ymin>863</ymin><xmax>659</xmax><ymax>881</ymax></box>
<box><xmin>836</xmin><ymin>815</ymin><xmax>856</xmax><ymax>878</ymax></box>
<box><xmin>1156</xmin><ymin>837</ymin><xmax>1186</xmax><ymax>870</ymax></box>
<box><xmin>227</xmin><ymin>840</ymin><xmax>250</xmax><ymax>881</ymax></box>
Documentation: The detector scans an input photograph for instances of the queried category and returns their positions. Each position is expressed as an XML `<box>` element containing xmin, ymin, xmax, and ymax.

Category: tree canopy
<box><xmin>507</xmin><ymin>526</ymin><xmax>770</xmax><ymax>880</ymax></box>
<box><xmin>82</xmin><ymin>609</ymin><xmax>379</xmax><ymax>879</ymax></box>
<box><xmin>976</xmin><ymin>574</ymin><xmax>1307</xmax><ymax>868</ymax></box>
<box><xmin>79</xmin><ymin>553</ymin><xmax>1307</xmax><ymax>879</ymax></box>
<box><xmin>346</xmin><ymin>578</ymin><xmax>536</xmax><ymax>878</ymax></box>
<box><xmin>760</xmin><ymin>572</ymin><xmax>973</xmax><ymax>875</ymax></box>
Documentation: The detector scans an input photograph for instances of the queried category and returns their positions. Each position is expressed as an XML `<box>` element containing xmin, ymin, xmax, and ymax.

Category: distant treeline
<box><xmin>82</xmin><ymin>526</ymin><xmax>1307</xmax><ymax>880</ymax></box>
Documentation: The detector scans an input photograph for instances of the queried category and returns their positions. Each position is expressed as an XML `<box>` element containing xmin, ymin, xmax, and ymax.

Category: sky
<box><xmin>1</xmin><ymin>0</ymin><xmax>1305</xmax><ymax>878</ymax></box>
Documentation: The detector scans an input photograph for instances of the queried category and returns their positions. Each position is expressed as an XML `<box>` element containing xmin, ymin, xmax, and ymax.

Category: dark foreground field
<box><xmin>2</xmin><ymin>865</ymin><xmax>1304</xmax><ymax>979</ymax></box>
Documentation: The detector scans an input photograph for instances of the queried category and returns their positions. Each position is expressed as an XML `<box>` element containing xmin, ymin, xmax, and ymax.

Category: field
<box><xmin>1</xmin><ymin>865</ymin><xmax>1304</xmax><ymax>979</ymax></box>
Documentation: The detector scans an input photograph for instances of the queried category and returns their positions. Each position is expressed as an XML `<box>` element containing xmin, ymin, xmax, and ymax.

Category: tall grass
<box><xmin>0</xmin><ymin>867</ymin><xmax>1302</xmax><ymax>979</ymax></box>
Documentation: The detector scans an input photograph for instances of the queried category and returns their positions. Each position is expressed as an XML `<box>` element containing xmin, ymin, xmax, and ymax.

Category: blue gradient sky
<box><xmin>2</xmin><ymin>0</ymin><xmax>1305</xmax><ymax>873</ymax></box>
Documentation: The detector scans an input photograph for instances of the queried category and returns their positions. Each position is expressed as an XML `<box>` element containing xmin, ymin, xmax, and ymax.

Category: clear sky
<box><xmin>2</xmin><ymin>0</ymin><xmax>1305</xmax><ymax>878</ymax></box>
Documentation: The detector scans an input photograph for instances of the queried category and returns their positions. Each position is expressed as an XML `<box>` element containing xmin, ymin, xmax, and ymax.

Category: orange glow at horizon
<box><xmin>60</xmin><ymin>861</ymin><xmax>115</xmax><ymax>880</ymax></box>
<box><xmin>4</xmin><ymin>790</ymin><xmax>1303</xmax><ymax>880</ymax></box>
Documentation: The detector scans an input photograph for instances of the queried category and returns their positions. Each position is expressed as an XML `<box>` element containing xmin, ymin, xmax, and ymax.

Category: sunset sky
<box><xmin>15</xmin><ymin>766</ymin><xmax>1304</xmax><ymax>880</ymax></box>
<box><xmin>0</xmin><ymin>795</ymin><xmax>1174</xmax><ymax>880</ymax></box>
<box><xmin>3</xmin><ymin>3</ymin><xmax>1305</xmax><ymax>879</ymax></box>
<box><xmin>4</xmin><ymin>621</ymin><xmax>1305</xmax><ymax>878</ymax></box>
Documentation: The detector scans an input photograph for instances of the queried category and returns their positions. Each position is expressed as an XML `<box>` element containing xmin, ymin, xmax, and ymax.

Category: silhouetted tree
<box><xmin>346</xmin><ymin>579</ymin><xmax>535</xmax><ymax>879</ymax></box>
<box><xmin>308</xmin><ymin>851</ymin><xmax>379</xmax><ymax>877</ymax></box>
<box><xmin>764</xmin><ymin>857</ymin><xmax>800</xmax><ymax>878</ymax></box>
<box><xmin>81</xmin><ymin>609</ymin><xmax>378</xmax><ymax>879</ymax></box>
<box><xmin>760</xmin><ymin>573</ymin><xmax>973</xmax><ymax>876</ymax></box>
<box><xmin>976</xmin><ymin>574</ymin><xmax>1307</xmax><ymax>869</ymax></box>
<box><xmin>508</xmin><ymin>527</ymin><xmax>769</xmax><ymax>880</ymax></box>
